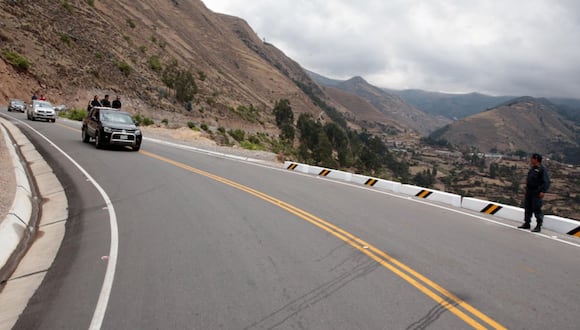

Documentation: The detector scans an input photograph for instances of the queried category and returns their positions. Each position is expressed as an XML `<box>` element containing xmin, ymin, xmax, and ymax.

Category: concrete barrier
<box><xmin>351</xmin><ymin>174</ymin><xmax>401</xmax><ymax>193</ymax></box>
<box><xmin>283</xmin><ymin>162</ymin><xmax>580</xmax><ymax>237</ymax></box>
<box><xmin>284</xmin><ymin>161</ymin><xmax>310</xmax><ymax>174</ymax></box>
<box><xmin>461</xmin><ymin>197</ymin><xmax>524</xmax><ymax>222</ymax></box>
<box><xmin>544</xmin><ymin>215</ymin><xmax>580</xmax><ymax>237</ymax></box>
<box><xmin>400</xmin><ymin>184</ymin><xmax>462</xmax><ymax>207</ymax></box>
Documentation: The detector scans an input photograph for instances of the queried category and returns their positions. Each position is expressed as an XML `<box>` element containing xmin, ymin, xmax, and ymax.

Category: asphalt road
<box><xmin>3</xmin><ymin>111</ymin><xmax>580</xmax><ymax>329</ymax></box>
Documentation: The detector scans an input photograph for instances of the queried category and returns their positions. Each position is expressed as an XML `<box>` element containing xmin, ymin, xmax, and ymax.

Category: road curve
<box><xmin>3</xmin><ymin>111</ymin><xmax>580</xmax><ymax>330</ymax></box>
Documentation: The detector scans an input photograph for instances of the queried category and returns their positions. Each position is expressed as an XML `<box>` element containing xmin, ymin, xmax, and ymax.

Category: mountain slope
<box><xmin>334</xmin><ymin>77</ymin><xmax>450</xmax><ymax>134</ymax></box>
<box><xmin>433</xmin><ymin>97</ymin><xmax>579</xmax><ymax>163</ymax></box>
<box><xmin>389</xmin><ymin>89</ymin><xmax>513</xmax><ymax>119</ymax></box>
<box><xmin>0</xmin><ymin>0</ymin><xmax>336</xmax><ymax>131</ymax></box>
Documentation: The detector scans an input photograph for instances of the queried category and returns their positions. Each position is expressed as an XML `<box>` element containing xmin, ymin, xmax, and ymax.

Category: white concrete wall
<box><xmin>284</xmin><ymin>162</ymin><xmax>579</xmax><ymax>236</ymax></box>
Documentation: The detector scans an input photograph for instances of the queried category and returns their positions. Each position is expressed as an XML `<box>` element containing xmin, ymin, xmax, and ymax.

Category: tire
<box><xmin>133</xmin><ymin>143</ymin><xmax>141</xmax><ymax>151</ymax></box>
<box><xmin>82</xmin><ymin>127</ymin><xmax>90</xmax><ymax>143</ymax></box>
<box><xmin>95</xmin><ymin>132</ymin><xmax>103</xmax><ymax>149</ymax></box>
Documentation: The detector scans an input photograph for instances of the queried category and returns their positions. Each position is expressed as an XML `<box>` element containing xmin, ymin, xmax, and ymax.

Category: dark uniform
<box><xmin>112</xmin><ymin>97</ymin><xmax>122</xmax><ymax>109</ymax></box>
<box><xmin>522</xmin><ymin>160</ymin><xmax>550</xmax><ymax>229</ymax></box>
<box><xmin>101</xmin><ymin>95</ymin><xmax>111</xmax><ymax>107</ymax></box>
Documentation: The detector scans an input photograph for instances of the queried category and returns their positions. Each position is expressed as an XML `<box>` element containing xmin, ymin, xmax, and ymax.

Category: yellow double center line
<box><xmin>141</xmin><ymin>150</ymin><xmax>504</xmax><ymax>329</ymax></box>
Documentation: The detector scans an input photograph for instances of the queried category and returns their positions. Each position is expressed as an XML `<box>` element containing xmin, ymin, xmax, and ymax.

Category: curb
<box><xmin>0</xmin><ymin>117</ymin><xmax>68</xmax><ymax>329</ymax></box>
<box><xmin>0</xmin><ymin>120</ymin><xmax>36</xmax><ymax>284</ymax></box>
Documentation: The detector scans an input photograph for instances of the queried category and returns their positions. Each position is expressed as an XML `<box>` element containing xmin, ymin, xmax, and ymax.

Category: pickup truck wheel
<box><xmin>82</xmin><ymin>127</ymin><xmax>90</xmax><ymax>143</ymax></box>
<box><xmin>133</xmin><ymin>143</ymin><xmax>141</xmax><ymax>151</ymax></box>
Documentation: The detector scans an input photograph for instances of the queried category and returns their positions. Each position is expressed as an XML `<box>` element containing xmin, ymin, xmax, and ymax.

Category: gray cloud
<box><xmin>205</xmin><ymin>0</ymin><xmax>580</xmax><ymax>98</ymax></box>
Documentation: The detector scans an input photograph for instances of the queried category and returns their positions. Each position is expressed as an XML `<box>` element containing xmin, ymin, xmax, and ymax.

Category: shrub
<box><xmin>126</xmin><ymin>18</ymin><xmax>136</xmax><ymax>28</ymax></box>
<box><xmin>228</xmin><ymin>128</ymin><xmax>245</xmax><ymax>142</ymax></box>
<box><xmin>148</xmin><ymin>55</ymin><xmax>161</xmax><ymax>71</ymax></box>
<box><xmin>1</xmin><ymin>50</ymin><xmax>30</xmax><ymax>71</ymax></box>
<box><xmin>217</xmin><ymin>126</ymin><xmax>226</xmax><ymax>134</ymax></box>
<box><xmin>161</xmin><ymin>118</ymin><xmax>168</xmax><ymax>126</ymax></box>
<box><xmin>117</xmin><ymin>61</ymin><xmax>131</xmax><ymax>76</ymax></box>
<box><xmin>87</xmin><ymin>0</ymin><xmax>95</xmax><ymax>7</ymax></box>
<box><xmin>187</xmin><ymin>121</ymin><xmax>195</xmax><ymax>129</ymax></box>
<box><xmin>61</xmin><ymin>1</ymin><xmax>73</xmax><ymax>14</ymax></box>
<box><xmin>200</xmin><ymin>122</ymin><xmax>208</xmax><ymax>131</ymax></box>
<box><xmin>139</xmin><ymin>45</ymin><xmax>147</xmax><ymax>53</ymax></box>
<box><xmin>232</xmin><ymin>104</ymin><xmax>260</xmax><ymax>123</ymax></box>
<box><xmin>60</xmin><ymin>108</ymin><xmax>87</xmax><ymax>121</ymax></box>
<box><xmin>240</xmin><ymin>141</ymin><xmax>265</xmax><ymax>151</ymax></box>
<box><xmin>133</xmin><ymin>114</ymin><xmax>155</xmax><ymax>126</ymax></box>
<box><xmin>162</xmin><ymin>61</ymin><xmax>197</xmax><ymax>103</ymax></box>
<box><xmin>59</xmin><ymin>33</ymin><xmax>71</xmax><ymax>46</ymax></box>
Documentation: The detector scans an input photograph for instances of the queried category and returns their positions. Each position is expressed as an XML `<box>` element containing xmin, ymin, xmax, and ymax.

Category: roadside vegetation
<box><xmin>58</xmin><ymin>108</ymin><xmax>86</xmax><ymax>121</ymax></box>
<box><xmin>1</xmin><ymin>49</ymin><xmax>30</xmax><ymax>71</ymax></box>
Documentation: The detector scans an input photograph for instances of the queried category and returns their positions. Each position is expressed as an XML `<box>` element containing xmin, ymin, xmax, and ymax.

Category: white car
<box><xmin>27</xmin><ymin>100</ymin><xmax>56</xmax><ymax>122</ymax></box>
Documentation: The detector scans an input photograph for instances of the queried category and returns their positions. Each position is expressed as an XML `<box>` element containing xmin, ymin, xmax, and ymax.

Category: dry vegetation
<box><xmin>403</xmin><ymin>147</ymin><xmax>580</xmax><ymax>221</ymax></box>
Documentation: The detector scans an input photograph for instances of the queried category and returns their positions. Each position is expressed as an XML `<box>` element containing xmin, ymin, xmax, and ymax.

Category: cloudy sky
<box><xmin>204</xmin><ymin>0</ymin><xmax>580</xmax><ymax>99</ymax></box>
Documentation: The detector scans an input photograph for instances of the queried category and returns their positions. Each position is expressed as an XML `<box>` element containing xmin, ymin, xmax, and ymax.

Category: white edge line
<box><xmin>286</xmin><ymin>169</ymin><xmax>580</xmax><ymax>249</ymax></box>
<box><xmin>143</xmin><ymin>136</ymin><xmax>271</xmax><ymax>165</ymax></box>
<box><xmin>7</xmin><ymin>118</ymin><xmax>118</xmax><ymax>329</ymax></box>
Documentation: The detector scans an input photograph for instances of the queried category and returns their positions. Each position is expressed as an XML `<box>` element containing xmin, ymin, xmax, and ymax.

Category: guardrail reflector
<box><xmin>287</xmin><ymin>163</ymin><xmax>298</xmax><ymax>170</ymax></box>
<box><xmin>416</xmin><ymin>190</ymin><xmax>433</xmax><ymax>198</ymax></box>
<box><xmin>567</xmin><ymin>226</ymin><xmax>580</xmax><ymax>237</ymax></box>
<box><xmin>365</xmin><ymin>178</ymin><xmax>378</xmax><ymax>186</ymax></box>
<box><xmin>319</xmin><ymin>169</ymin><xmax>331</xmax><ymax>176</ymax></box>
<box><xmin>481</xmin><ymin>204</ymin><xmax>502</xmax><ymax>215</ymax></box>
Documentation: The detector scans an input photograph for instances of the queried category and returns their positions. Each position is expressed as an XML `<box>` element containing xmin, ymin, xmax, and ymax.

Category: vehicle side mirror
<box><xmin>134</xmin><ymin>120</ymin><xmax>140</xmax><ymax>126</ymax></box>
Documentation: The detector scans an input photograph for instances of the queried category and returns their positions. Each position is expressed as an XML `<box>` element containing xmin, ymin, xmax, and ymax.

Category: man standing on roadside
<box><xmin>518</xmin><ymin>153</ymin><xmax>550</xmax><ymax>232</ymax></box>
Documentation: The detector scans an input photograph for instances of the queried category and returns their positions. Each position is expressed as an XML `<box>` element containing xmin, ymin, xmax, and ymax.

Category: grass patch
<box><xmin>228</xmin><ymin>128</ymin><xmax>245</xmax><ymax>142</ymax></box>
<box><xmin>61</xmin><ymin>1</ymin><xmax>73</xmax><ymax>14</ymax></box>
<box><xmin>59</xmin><ymin>33</ymin><xmax>71</xmax><ymax>46</ymax></box>
<box><xmin>240</xmin><ymin>141</ymin><xmax>266</xmax><ymax>151</ymax></box>
<box><xmin>59</xmin><ymin>108</ymin><xmax>87</xmax><ymax>121</ymax></box>
<box><xmin>148</xmin><ymin>55</ymin><xmax>161</xmax><ymax>71</ymax></box>
<box><xmin>232</xmin><ymin>104</ymin><xmax>261</xmax><ymax>123</ymax></box>
<box><xmin>1</xmin><ymin>50</ymin><xmax>30</xmax><ymax>71</ymax></box>
<box><xmin>133</xmin><ymin>114</ymin><xmax>154</xmax><ymax>126</ymax></box>
<box><xmin>117</xmin><ymin>61</ymin><xmax>131</xmax><ymax>76</ymax></box>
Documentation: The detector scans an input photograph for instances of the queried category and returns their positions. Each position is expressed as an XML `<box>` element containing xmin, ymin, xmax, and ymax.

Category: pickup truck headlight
<box><xmin>103</xmin><ymin>127</ymin><xmax>113</xmax><ymax>133</ymax></box>
<box><xmin>134</xmin><ymin>129</ymin><xmax>141</xmax><ymax>135</ymax></box>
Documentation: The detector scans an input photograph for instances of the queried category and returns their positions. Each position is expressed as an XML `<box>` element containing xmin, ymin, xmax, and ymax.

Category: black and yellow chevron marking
<box><xmin>365</xmin><ymin>178</ymin><xmax>378</xmax><ymax>186</ymax></box>
<box><xmin>481</xmin><ymin>204</ymin><xmax>502</xmax><ymax>215</ymax></box>
<box><xmin>415</xmin><ymin>190</ymin><xmax>433</xmax><ymax>198</ymax></box>
<box><xmin>287</xmin><ymin>163</ymin><xmax>298</xmax><ymax>170</ymax></box>
<box><xmin>567</xmin><ymin>226</ymin><xmax>580</xmax><ymax>237</ymax></box>
<box><xmin>319</xmin><ymin>169</ymin><xmax>331</xmax><ymax>176</ymax></box>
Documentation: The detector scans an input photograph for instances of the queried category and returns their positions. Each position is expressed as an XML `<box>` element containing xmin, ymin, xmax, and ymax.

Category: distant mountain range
<box><xmin>431</xmin><ymin>97</ymin><xmax>579</xmax><ymax>163</ymax></box>
<box><xmin>308</xmin><ymin>70</ymin><xmax>580</xmax><ymax>164</ymax></box>
<box><xmin>307</xmin><ymin>71</ymin><xmax>450</xmax><ymax>134</ymax></box>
